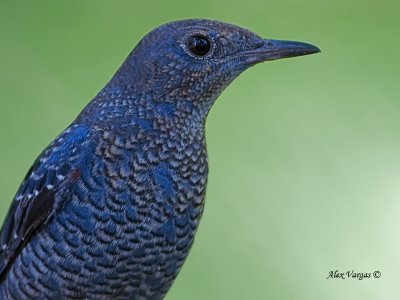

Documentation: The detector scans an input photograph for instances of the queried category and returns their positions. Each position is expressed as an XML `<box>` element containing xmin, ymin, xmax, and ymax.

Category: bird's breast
<box><xmin>87</xmin><ymin>127</ymin><xmax>209</xmax><ymax>255</ymax></box>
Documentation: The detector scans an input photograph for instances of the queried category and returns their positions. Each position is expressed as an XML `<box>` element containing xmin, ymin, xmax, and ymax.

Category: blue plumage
<box><xmin>0</xmin><ymin>19</ymin><xmax>319</xmax><ymax>299</ymax></box>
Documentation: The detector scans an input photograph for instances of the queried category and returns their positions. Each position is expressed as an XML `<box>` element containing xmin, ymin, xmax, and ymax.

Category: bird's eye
<box><xmin>186</xmin><ymin>35</ymin><xmax>212</xmax><ymax>57</ymax></box>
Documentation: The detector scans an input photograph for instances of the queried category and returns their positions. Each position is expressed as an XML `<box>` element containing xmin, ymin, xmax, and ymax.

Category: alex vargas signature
<box><xmin>326</xmin><ymin>270</ymin><xmax>381</xmax><ymax>280</ymax></box>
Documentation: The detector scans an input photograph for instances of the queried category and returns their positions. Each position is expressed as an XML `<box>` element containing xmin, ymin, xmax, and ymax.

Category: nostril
<box><xmin>267</xmin><ymin>41</ymin><xmax>273</xmax><ymax>47</ymax></box>
<box><xmin>253</xmin><ymin>41</ymin><xmax>264</xmax><ymax>49</ymax></box>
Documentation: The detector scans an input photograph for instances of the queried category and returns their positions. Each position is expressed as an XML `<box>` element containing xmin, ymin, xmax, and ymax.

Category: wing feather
<box><xmin>0</xmin><ymin>125</ymin><xmax>94</xmax><ymax>279</ymax></box>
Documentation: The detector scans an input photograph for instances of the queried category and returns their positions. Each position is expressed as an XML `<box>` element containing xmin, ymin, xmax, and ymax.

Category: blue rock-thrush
<box><xmin>0</xmin><ymin>19</ymin><xmax>319</xmax><ymax>299</ymax></box>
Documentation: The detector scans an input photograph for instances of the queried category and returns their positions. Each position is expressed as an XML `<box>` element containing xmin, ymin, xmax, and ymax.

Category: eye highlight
<box><xmin>186</xmin><ymin>35</ymin><xmax>212</xmax><ymax>58</ymax></box>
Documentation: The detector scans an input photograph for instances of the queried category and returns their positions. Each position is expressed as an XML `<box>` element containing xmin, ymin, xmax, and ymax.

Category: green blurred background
<box><xmin>0</xmin><ymin>0</ymin><xmax>399</xmax><ymax>299</ymax></box>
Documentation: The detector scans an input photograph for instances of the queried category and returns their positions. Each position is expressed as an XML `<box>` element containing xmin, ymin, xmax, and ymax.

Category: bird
<box><xmin>0</xmin><ymin>19</ymin><xmax>319</xmax><ymax>299</ymax></box>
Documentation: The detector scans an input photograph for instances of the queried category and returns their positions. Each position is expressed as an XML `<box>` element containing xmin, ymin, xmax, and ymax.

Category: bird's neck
<box><xmin>76</xmin><ymin>56</ymin><xmax>215</xmax><ymax>138</ymax></box>
<box><xmin>76</xmin><ymin>82</ymin><xmax>207</xmax><ymax>139</ymax></box>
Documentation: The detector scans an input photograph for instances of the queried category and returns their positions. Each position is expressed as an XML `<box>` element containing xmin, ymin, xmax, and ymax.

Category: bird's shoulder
<box><xmin>0</xmin><ymin>124</ymin><xmax>98</xmax><ymax>279</ymax></box>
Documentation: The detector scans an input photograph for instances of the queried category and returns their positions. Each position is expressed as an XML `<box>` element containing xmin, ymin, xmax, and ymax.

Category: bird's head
<box><xmin>107</xmin><ymin>19</ymin><xmax>320</xmax><ymax>122</ymax></box>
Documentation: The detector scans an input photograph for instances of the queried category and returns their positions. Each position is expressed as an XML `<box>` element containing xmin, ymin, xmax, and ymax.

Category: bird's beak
<box><xmin>238</xmin><ymin>39</ymin><xmax>320</xmax><ymax>65</ymax></box>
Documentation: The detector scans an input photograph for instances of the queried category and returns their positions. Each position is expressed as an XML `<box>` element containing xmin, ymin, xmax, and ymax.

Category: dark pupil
<box><xmin>187</xmin><ymin>35</ymin><xmax>211</xmax><ymax>56</ymax></box>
